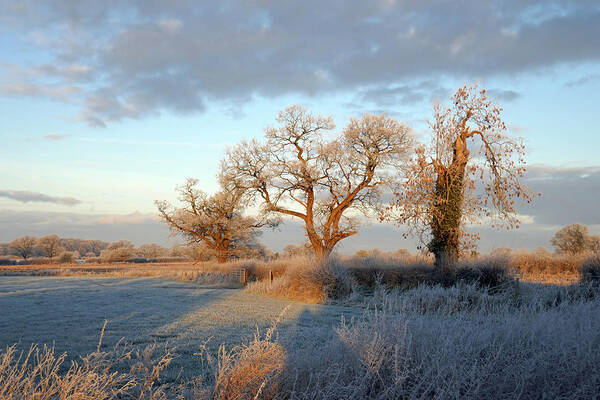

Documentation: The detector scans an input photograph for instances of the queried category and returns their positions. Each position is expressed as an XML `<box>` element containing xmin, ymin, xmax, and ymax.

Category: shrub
<box><xmin>580</xmin><ymin>255</ymin><xmax>600</xmax><ymax>284</ymax></box>
<box><xmin>451</xmin><ymin>257</ymin><xmax>513</xmax><ymax>289</ymax></box>
<box><xmin>308</xmin><ymin>259</ymin><xmax>354</xmax><ymax>300</ymax></box>
<box><xmin>100</xmin><ymin>247</ymin><xmax>134</xmax><ymax>263</ymax></box>
<box><xmin>126</xmin><ymin>257</ymin><xmax>148</xmax><ymax>264</ymax></box>
<box><xmin>58</xmin><ymin>252</ymin><xmax>75</xmax><ymax>264</ymax></box>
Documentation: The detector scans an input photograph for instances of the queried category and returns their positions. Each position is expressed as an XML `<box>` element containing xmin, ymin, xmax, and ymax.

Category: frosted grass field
<box><xmin>3</xmin><ymin>275</ymin><xmax>600</xmax><ymax>398</ymax></box>
<box><xmin>0</xmin><ymin>276</ymin><xmax>358</xmax><ymax>381</ymax></box>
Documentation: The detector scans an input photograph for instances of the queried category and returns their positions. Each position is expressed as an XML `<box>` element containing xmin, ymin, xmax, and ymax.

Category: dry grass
<box><xmin>0</xmin><ymin>337</ymin><xmax>175</xmax><ymax>400</ymax></box>
<box><xmin>212</xmin><ymin>307</ymin><xmax>289</xmax><ymax>400</ymax></box>
<box><xmin>509</xmin><ymin>251</ymin><xmax>587</xmax><ymax>284</ymax></box>
<box><xmin>246</xmin><ymin>258</ymin><xmax>325</xmax><ymax>303</ymax></box>
<box><xmin>2</xmin><ymin>276</ymin><xmax>600</xmax><ymax>398</ymax></box>
<box><xmin>0</xmin><ymin>262</ymin><xmax>244</xmax><ymax>287</ymax></box>
<box><xmin>247</xmin><ymin>255</ymin><xmax>514</xmax><ymax>303</ymax></box>
<box><xmin>4</xmin><ymin>251</ymin><xmax>599</xmax><ymax>300</ymax></box>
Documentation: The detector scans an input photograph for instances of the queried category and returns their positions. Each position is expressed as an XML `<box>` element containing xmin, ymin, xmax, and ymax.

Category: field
<box><xmin>2</xmin><ymin>255</ymin><xmax>600</xmax><ymax>399</ymax></box>
<box><xmin>0</xmin><ymin>276</ymin><xmax>357</xmax><ymax>382</ymax></box>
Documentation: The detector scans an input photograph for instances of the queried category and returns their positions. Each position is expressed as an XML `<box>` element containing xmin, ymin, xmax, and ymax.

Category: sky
<box><xmin>1</xmin><ymin>0</ymin><xmax>599</xmax><ymax>253</ymax></box>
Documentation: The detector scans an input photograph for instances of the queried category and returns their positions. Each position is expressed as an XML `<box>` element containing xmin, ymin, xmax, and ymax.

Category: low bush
<box><xmin>451</xmin><ymin>257</ymin><xmax>513</xmax><ymax>289</ymax></box>
<box><xmin>58</xmin><ymin>252</ymin><xmax>75</xmax><ymax>264</ymax></box>
<box><xmin>580</xmin><ymin>254</ymin><xmax>600</xmax><ymax>284</ymax></box>
<box><xmin>126</xmin><ymin>257</ymin><xmax>149</xmax><ymax>264</ymax></box>
<box><xmin>344</xmin><ymin>255</ymin><xmax>512</xmax><ymax>291</ymax></box>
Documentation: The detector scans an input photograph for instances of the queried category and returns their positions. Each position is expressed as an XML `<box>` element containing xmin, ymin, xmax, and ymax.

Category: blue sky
<box><xmin>1</xmin><ymin>0</ymin><xmax>599</xmax><ymax>252</ymax></box>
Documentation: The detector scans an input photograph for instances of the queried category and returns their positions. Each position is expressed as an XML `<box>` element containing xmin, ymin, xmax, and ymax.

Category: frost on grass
<box><xmin>2</xmin><ymin>276</ymin><xmax>600</xmax><ymax>398</ymax></box>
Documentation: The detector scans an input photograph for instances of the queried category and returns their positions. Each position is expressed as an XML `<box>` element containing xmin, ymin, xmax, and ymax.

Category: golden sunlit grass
<box><xmin>213</xmin><ymin>307</ymin><xmax>289</xmax><ymax>400</ymax></box>
<box><xmin>510</xmin><ymin>252</ymin><xmax>600</xmax><ymax>285</ymax></box>
<box><xmin>2</xmin><ymin>251</ymin><xmax>598</xmax><ymax>298</ymax></box>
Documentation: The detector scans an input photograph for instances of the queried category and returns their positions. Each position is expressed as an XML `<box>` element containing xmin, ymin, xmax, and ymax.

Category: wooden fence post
<box><xmin>269</xmin><ymin>269</ymin><xmax>273</xmax><ymax>284</ymax></box>
<box><xmin>242</xmin><ymin>268</ymin><xmax>248</xmax><ymax>285</ymax></box>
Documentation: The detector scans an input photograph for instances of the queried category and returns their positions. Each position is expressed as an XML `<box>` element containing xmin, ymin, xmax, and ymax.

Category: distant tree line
<box><xmin>0</xmin><ymin>235</ymin><xmax>110</xmax><ymax>260</ymax></box>
<box><xmin>0</xmin><ymin>234</ymin><xmax>277</xmax><ymax>264</ymax></box>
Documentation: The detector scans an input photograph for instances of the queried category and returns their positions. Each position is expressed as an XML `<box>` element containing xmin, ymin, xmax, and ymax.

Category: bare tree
<box><xmin>392</xmin><ymin>85</ymin><xmax>535</xmax><ymax>267</ymax></box>
<box><xmin>10</xmin><ymin>236</ymin><xmax>37</xmax><ymax>260</ymax></box>
<box><xmin>107</xmin><ymin>240</ymin><xmax>134</xmax><ymax>250</ymax></box>
<box><xmin>551</xmin><ymin>223</ymin><xmax>598</xmax><ymax>255</ymax></box>
<box><xmin>137</xmin><ymin>243</ymin><xmax>168</xmax><ymax>259</ymax></box>
<box><xmin>37</xmin><ymin>234</ymin><xmax>62</xmax><ymax>259</ymax></box>
<box><xmin>221</xmin><ymin>105</ymin><xmax>412</xmax><ymax>260</ymax></box>
<box><xmin>87</xmin><ymin>240</ymin><xmax>106</xmax><ymax>256</ymax></box>
<box><xmin>282</xmin><ymin>244</ymin><xmax>313</xmax><ymax>258</ymax></box>
<box><xmin>156</xmin><ymin>179</ymin><xmax>274</xmax><ymax>263</ymax></box>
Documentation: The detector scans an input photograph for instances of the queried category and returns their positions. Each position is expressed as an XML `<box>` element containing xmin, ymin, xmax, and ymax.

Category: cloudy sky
<box><xmin>1</xmin><ymin>0</ymin><xmax>599</xmax><ymax>252</ymax></box>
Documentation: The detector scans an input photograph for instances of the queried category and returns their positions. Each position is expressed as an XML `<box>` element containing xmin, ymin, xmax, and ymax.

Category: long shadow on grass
<box><xmin>0</xmin><ymin>276</ymin><xmax>237</xmax><ymax>374</ymax></box>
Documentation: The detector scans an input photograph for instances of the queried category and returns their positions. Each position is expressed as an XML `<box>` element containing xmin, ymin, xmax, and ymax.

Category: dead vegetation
<box><xmin>2</xmin><ymin>250</ymin><xmax>598</xmax><ymax>298</ymax></box>
<box><xmin>3</xmin><ymin>279</ymin><xmax>600</xmax><ymax>399</ymax></box>
<box><xmin>0</xmin><ymin>338</ymin><xmax>175</xmax><ymax>400</ymax></box>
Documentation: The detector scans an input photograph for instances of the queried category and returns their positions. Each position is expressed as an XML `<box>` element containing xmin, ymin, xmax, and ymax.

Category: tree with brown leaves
<box><xmin>221</xmin><ymin>105</ymin><xmax>412</xmax><ymax>260</ymax></box>
<box><xmin>391</xmin><ymin>85</ymin><xmax>535</xmax><ymax>267</ymax></box>
<box><xmin>156</xmin><ymin>179</ymin><xmax>275</xmax><ymax>263</ymax></box>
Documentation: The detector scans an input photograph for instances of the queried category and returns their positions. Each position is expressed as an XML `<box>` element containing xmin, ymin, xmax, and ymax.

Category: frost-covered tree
<box><xmin>10</xmin><ymin>236</ymin><xmax>37</xmax><ymax>260</ymax></box>
<box><xmin>551</xmin><ymin>223</ymin><xmax>598</xmax><ymax>255</ymax></box>
<box><xmin>37</xmin><ymin>234</ymin><xmax>62</xmax><ymax>259</ymax></box>
<box><xmin>222</xmin><ymin>106</ymin><xmax>412</xmax><ymax>260</ymax></box>
<box><xmin>137</xmin><ymin>243</ymin><xmax>167</xmax><ymax>259</ymax></box>
<box><xmin>156</xmin><ymin>179</ymin><xmax>274</xmax><ymax>263</ymax></box>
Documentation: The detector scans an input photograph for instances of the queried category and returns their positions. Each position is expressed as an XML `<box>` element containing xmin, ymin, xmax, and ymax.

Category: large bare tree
<box><xmin>392</xmin><ymin>85</ymin><xmax>535</xmax><ymax>267</ymax></box>
<box><xmin>221</xmin><ymin>105</ymin><xmax>412</xmax><ymax>260</ymax></box>
<box><xmin>156</xmin><ymin>179</ymin><xmax>273</xmax><ymax>263</ymax></box>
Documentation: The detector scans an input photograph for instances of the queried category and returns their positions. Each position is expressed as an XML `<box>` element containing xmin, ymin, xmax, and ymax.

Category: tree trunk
<box><xmin>429</xmin><ymin>139</ymin><xmax>468</xmax><ymax>269</ymax></box>
<box><xmin>216</xmin><ymin>248</ymin><xmax>228</xmax><ymax>264</ymax></box>
<box><xmin>313</xmin><ymin>245</ymin><xmax>333</xmax><ymax>263</ymax></box>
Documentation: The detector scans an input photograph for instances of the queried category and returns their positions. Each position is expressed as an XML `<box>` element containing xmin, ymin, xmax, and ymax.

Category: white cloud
<box><xmin>0</xmin><ymin>190</ymin><xmax>81</xmax><ymax>206</ymax></box>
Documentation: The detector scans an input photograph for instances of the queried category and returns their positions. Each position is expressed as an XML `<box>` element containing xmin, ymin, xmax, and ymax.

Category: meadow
<box><xmin>1</xmin><ymin>251</ymin><xmax>600</xmax><ymax>398</ymax></box>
